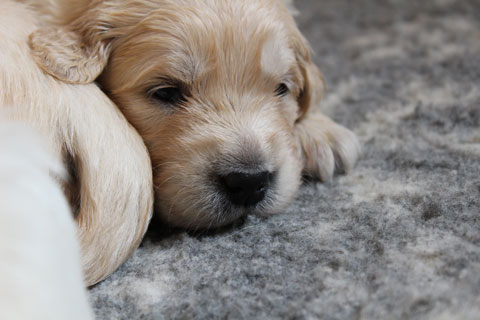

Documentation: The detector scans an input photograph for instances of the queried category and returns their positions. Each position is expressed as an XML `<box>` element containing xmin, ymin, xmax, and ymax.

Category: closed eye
<box><xmin>275</xmin><ymin>83</ymin><xmax>289</xmax><ymax>97</ymax></box>
<box><xmin>151</xmin><ymin>86</ymin><xmax>185</xmax><ymax>105</ymax></box>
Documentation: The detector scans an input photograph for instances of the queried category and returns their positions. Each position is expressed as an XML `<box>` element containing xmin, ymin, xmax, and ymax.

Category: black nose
<box><xmin>220</xmin><ymin>171</ymin><xmax>273</xmax><ymax>207</ymax></box>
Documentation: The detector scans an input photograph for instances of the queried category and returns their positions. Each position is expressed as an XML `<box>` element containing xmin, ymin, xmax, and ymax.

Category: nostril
<box><xmin>222</xmin><ymin>171</ymin><xmax>269</xmax><ymax>193</ymax></box>
<box><xmin>220</xmin><ymin>171</ymin><xmax>273</xmax><ymax>207</ymax></box>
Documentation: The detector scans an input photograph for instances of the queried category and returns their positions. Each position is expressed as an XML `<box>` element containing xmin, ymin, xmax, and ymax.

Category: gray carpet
<box><xmin>90</xmin><ymin>0</ymin><xmax>480</xmax><ymax>319</ymax></box>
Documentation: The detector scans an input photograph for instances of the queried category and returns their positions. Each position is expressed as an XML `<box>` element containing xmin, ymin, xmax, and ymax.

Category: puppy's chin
<box><xmin>154</xmin><ymin>167</ymin><xmax>301</xmax><ymax>229</ymax></box>
<box><xmin>154</xmin><ymin>196</ymin><xmax>252</xmax><ymax>229</ymax></box>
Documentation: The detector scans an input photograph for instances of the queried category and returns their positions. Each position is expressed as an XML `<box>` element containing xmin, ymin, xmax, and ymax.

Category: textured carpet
<box><xmin>90</xmin><ymin>0</ymin><xmax>480</xmax><ymax>319</ymax></box>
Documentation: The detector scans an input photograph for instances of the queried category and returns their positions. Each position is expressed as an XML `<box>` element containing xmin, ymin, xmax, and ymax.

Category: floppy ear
<box><xmin>296</xmin><ymin>59</ymin><xmax>326</xmax><ymax>121</ymax></box>
<box><xmin>291</xmin><ymin>32</ymin><xmax>326</xmax><ymax>121</ymax></box>
<box><xmin>293</xmin><ymin>34</ymin><xmax>360</xmax><ymax>181</ymax></box>
<box><xmin>28</xmin><ymin>26</ymin><xmax>109</xmax><ymax>84</ymax></box>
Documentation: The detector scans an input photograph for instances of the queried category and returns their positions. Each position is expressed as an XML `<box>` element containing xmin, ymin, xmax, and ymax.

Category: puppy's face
<box><xmin>31</xmin><ymin>0</ymin><xmax>332</xmax><ymax>229</ymax></box>
<box><xmin>100</xmin><ymin>2</ymin><xmax>306</xmax><ymax>228</ymax></box>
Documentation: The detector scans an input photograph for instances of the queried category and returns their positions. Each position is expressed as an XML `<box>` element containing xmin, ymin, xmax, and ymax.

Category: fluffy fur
<box><xmin>0</xmin><ymin>116</ymin><xmax>93</xmax><ymax>320</ymax></box>
<box><xmin>29</xmin><ymin>0</ymin><xmax>360</xmax><ymax>229</ymax></box>
<box><xmin>0</xmin><ymin>0</ymin><xmax>154</xmax><ymax>286</ymax></box>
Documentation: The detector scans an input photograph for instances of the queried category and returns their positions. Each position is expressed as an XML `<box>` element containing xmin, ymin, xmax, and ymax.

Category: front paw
<box><xmin>295</xmin><ymin>113</ymin><xmax>360</xmax><ymax>181</ymax></box>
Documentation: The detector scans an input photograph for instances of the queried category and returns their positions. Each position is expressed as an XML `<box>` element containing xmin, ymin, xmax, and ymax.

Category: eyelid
<box><xmin>147</xmin><ymin>84</ymin><xmax>177</xmax><ymax>96</ymax></box>
<box><xmin>275</xmin><ymin>83</ymin><xmax>289</xmax><ymax>97</ymax></box>
<box><xmin>277</xmin><ymin>77</ymin><xmax>295</xmax><ymax>90</ymax></box>
<box><xmin>147</xmin><ymin>77</ymin><xmax>188</xmax><ymax>96</ymax></box>
<box><xmin>281</xmin><ymin>74</ymin><xmax>302</xmax><ymax>94</ymax></box>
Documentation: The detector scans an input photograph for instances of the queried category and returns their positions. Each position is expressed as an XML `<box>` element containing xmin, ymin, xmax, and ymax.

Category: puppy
<box><xmin>0</xmin><ymin>116</ymin><xmax>93</xmax><ymax>319</ymax></box>
<box><xmin>30</xmin><ymin>0</ymin><xmax>360</xmax><ymax>229</ymax></box>
<box><xmin>1</xmin><ymin>0</ymin><xmax>154</xmax><ymax>286</ymax></box>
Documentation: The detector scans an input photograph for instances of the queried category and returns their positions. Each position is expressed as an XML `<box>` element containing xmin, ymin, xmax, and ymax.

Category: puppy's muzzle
<box><xmin>220</xmin><ymin>170</ymin><xmax>275</xmax><ymax>207</ymax></box>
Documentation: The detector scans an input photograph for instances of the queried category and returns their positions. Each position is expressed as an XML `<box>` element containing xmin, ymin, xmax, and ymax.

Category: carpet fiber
<box><xmin>90</xmin><ymin>0</ymin><xmax>480</xmax><ymax>318</ymax></box>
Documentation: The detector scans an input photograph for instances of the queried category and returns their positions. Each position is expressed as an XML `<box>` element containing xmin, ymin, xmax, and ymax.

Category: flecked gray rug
<box><xmin>90</xmin><ymin>1</ymin><xmax>480</xmax><ymax>319</ymax></box>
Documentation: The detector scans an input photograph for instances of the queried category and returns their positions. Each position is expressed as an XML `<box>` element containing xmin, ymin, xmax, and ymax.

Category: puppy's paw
<box><xmin>295</xmin><ymin>113</ymin><xmax>360</xmax><ymax>181</ymax></box>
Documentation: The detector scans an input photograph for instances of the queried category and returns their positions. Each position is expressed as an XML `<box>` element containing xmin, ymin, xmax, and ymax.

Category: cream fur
<box><xmin>1</xmin><ymin>0</ymin><xmax>154</xmax><ymax>286</ymax></box>
<box><xmin>0</xmin><ymin>117</ymin><xmax>93</xmax><ymax>320</ymax></box>
<box><xmin>27</xmin><ymin>0</ymin><xmax>360</xmax><ymax>229</ymax></box>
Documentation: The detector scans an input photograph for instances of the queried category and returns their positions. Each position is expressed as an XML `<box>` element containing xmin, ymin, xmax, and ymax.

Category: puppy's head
<box><xmin>31</xmin><ymin>0</ymin><xmax>325</xmax><ymax>228</ymax></box>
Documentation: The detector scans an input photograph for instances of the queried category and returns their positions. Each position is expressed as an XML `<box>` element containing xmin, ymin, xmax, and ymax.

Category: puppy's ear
<box><xmin>293</xmin><ymin>35</ymin><xmax>326</xmax><ymax>121</ymax></box>
<box><xmin>292</xmin><ymin>32</ymin><xmax>360</xmax><ymax>181</ymax></box>
<box><xmin>28</xmin><ymin>27</ymin><xmax>109</xmax><ymax>84</ymax></box>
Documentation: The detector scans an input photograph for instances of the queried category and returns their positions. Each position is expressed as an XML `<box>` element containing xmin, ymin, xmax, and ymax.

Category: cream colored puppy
<box><xmin>0</xmin><ymin>117</ymin><xmax>93</xmax><ymax>320</ymax></box>
<box><xmin>1</xmin><ymin>0</ymin><xmax>154</xmax><ymax>286</ymax></box>
<box><xmin>29</xmin><ymin>0</ymin><xmax>360</xmax><ymax>230</ymax></box>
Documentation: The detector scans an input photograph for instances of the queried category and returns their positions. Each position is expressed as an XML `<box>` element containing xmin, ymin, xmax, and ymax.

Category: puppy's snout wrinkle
<box><xmin>220</xmin><ymin>171</ymin><xmax>274</xmax><ymax>207</ymax></box>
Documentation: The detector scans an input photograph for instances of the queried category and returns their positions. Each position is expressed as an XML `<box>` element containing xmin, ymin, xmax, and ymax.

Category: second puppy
<box><xmin>1</xmin><ymin>0</ymin><xmax>154</xmax><ymax>286</ymax></box>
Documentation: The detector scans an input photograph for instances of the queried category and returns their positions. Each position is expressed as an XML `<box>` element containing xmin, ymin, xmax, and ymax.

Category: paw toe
<box><xmin>295</xmin><ymin>114</ymin><xmax>360</xmax><ymax>181</ymax></box>
<box><xmin>329</xmin><ymin>125</ymin><xmax>361</xmax><ymax>174</ymax></box>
